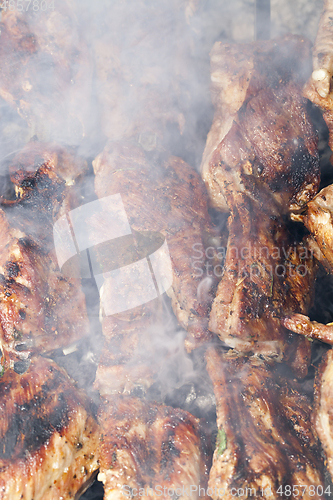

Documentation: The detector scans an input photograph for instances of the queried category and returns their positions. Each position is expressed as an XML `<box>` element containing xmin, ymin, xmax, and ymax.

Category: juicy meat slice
<box><xmin>205</xmin><ymin>346</ymin><xmax>325</xmax><ymax>500</ymax></box>
<box><xmin>97</xmin><ymin>396</ymin><xmax>210</xmax><ymax>500</ymax></box>
<box><xmin>282</xmin><ymin>185</ymin><xmax>333</xmax><ymax>343</ymax></box>
<box><xmin>201</xmin><ymin>35</ymin><xmax>319</xmax><ymax>213</ymax></box>
<box><xmin>0</xmin><ymin>356</ymin><xmax>99</xmax><ymax>500</ymax></box>
<box><xmin>207</xmin><ymin>168</ymin><xmax>316</xmax><ymax>373</ymax></box>
<box><xmin>92</xmin><ymin>141</ymin><xmax>217</xmax><ymax>353</ymax></box>
<box><xmin>303</xmin><ymin>0</ymin><xmax>333</xmax><ymax>150</ymax></box>
<box><xmin>200</xmin><ymin>35</ymin><xmax>320</xmax><ymax>373</ymax></box>
<box><xmin>302</xmin><ymin>184</ymin><xmax>333</xmax><ymax>270</ymax></box>
<box><xmin>313</xmin><ymin>349</ymin><xmax>333</xmax><ymax>480</ymax></box>
<box><xmin>0</xmin><ymin>6</ymin><xmax>93</xmax><ymax>145</ymax></box>
<box><xmin>0</xmin><ymin>142</ymin><xmax>89</xmax><ymax>366</ymax></box>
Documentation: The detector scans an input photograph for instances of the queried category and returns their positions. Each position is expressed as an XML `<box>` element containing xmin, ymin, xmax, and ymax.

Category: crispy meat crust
<box><xmin>205</xmin><ymin>347</ymin><xmax>325</xmax><ymax>500</ymax></box>
<box><xmin>0</xmin><ymin>143</ymin><xmax>89</xmax><ymax>366</ymax></box>
<box><xmin>303</xmin><ymin>0</ymin><xmax>333</xmax><ymax>150</ymax></box>
<box><xmin>97</xmin><ymin>396</ymin><xmax>210</xmax><ymax>500</ymax></box>
<box><xmin>92</xmin><ymin>141</ymin><xmax>217</xmax><ymax>374</ymax></box>
<box><xmin>0</xmin><ymin>356</ymin><xmax>99</xmax><ymax>500</ymax></box>
<box><xmin>314</xmin><ymin>349</ymin><xmax>333</xmax><ymax>480</ymax></box>
<box><xmin>201</xmin><ymin>35</ymin><xmax>319</xmax><ymax>213</ymax></box>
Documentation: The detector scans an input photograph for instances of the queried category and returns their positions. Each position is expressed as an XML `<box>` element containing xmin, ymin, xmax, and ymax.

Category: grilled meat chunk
<box><xmin>208</xmin><ymin>185</ymin><xmax>316</xmax><ymax>373</ymax></box>
<box><xmin>200</xmin><ymin>35</ymin><xmax>320</xmax><ymax>372</ymax></box>
<box><xmin>92</xmin><ymin>141</ymin><xmax>217</xmax><ymax>358</ymax></box>
<box><xmin>205</xmin><ymin>346</ymin><xmax>325</xmax><ymax>500</ymax></box>
<box><xmin>313</xmin><ymin>349</ymin><xmax>333</xmax><ymax>481</ymax></box>
<box><xmin>97</xmin><ymin>396</ymin><xmax>210</xmax><ymax>500</ymax></box>
<box><xmin>301</xmin><ymin>185</ymin><xmax>333</xmax><ymax>271</ymax></box>
<box><xmin>0</xmin><ymin>142</ymin><xmax>89</xmax><ymax>366</ymax></box>
<box><xmin>0</xmin><ymin>5</ymin><xmax>93</xmax><ymax>145</ymax></box>
<box><xmin>282</xmin><ymin>185</ymin><xmax>333</xmax><ymax>343</ymax></box>
<box><xmin>304</xmin><ymin>0</ymin><xmax>333</xmax><ymax>150</ymax></box>
<box><xmin>201</xmin><ymin>36</ymin><xmax>319</xmax><ymax>213</ymax></box>
<box><xmin>0</xmin><ymin>356</ymin><xmax>99</xmax><ymax>500</ymax></box>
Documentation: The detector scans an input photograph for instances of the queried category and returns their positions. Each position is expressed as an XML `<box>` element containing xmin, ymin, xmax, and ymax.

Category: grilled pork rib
<box><xmin>0</xmin><ymin>142</ymin><xmax>89</xmax><ymax>367</ymax></box>
<box><xmin>282</xmin><ymin>185</ymin><xmax>333</xmax><ymax>343</ymax></box>
<box><xmin>92</xmin><ymin>141</ymin><xmax>218</xmax><ymax>393</ymax></box>
<box><xmin>200</xmin><ymin>36</ymin><xmax>320</xmax><ymax>371</ymax></box>
<box><xmin>0</xmin><ymin>356</ymin><xmax>99</xmax><ymax>500</ymax></box>
<box><xmin>201</xmin><ymin>36</ymin><xmax>319</xmax><ymax>214</ymax></box>
<box><xmin>97</xmin><ymin>396</ymin><xmax>210</xmax><ymax>500</ymax></box>
<box><xmin>313</xmin><ymin>349</ymin><xmax>333</xmax><ymax>481</ymax></box>
<box><xmin>208</xmin><ymin>186</ymin><xmax>316</xmax><ymax>373</ymax></box>
<box><xmin>205</xmin><ymin>347</ymin><xmax>325</xmax><ymax>500</ymax></box>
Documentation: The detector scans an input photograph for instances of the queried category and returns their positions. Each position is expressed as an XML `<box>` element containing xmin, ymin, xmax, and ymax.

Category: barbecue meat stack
<box><xmin>0</xmin><ymin>2</ymin><xmax>332</xmax><ymax>499</ymax></box>
<box><xmin>206</xmin><ymin>347</ymin><xmax>325</xmax><ymax>500</ymax></box>
<box><xmin>92</xmin><ymin>142</ymin><xmax>217</xmax><ymax>495</ymax></box>
<box><xmin>200</xmin><ymin>35</ymin><xmax>320</xmax><ymax>375</ymax></box>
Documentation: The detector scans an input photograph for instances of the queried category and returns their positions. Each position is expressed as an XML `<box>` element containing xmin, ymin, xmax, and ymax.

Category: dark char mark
<box><xmin>0</xmin><ymin>387</ymin><xmax>71</xmax><ymax>461</ymax></box>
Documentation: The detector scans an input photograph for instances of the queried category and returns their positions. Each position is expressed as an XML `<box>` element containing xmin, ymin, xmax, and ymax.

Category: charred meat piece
<box><xmin>301</xmin><ymin>184</ymin><xmax>333</xmax><ymax>271</ymax></box>
<box><xmin>5</xmin><ymin>141</ymin><xmax>87</xmax><ymax>244</ymax></box>
<box><xmin>313</xmin><ymin>349</ymin><xmax>333</xmax><ymax>481</ymax></box>
<box><xmin>304</xmin><ymin>0</ymin><xmax>333</xmax><ymax>150</ymax></box>
<box><xmin>208</xmin><ymin>183</ymin><xmax>316</xmax><ymax>374</ymax></box>
<box><xmin>0</xmin><ymin>6</ymin><xmax>93</xmax><ymax>145</ymax></box>
<box><xmin>0</xmin><ymin>142</ymin><xmax>89</xmax><ymax>367</ymax></box>
<box><xmin>200</xmin><ymin>35</ymin><xmax>320</xmax><ymax>373</ymax></box>
<box><xmin>282</xmin><ymin>185</ymin><xmax>333</xmax><ymax>343</ymax></box>
<box><xmin>0</xmin><ymin>356</ymin><xmax>99</xmax><ymax>500</ymax></box>
<box><xmin>97</xmin><ymin>396</ymin><xmax>210</xmax><ymax>500</ymax></box>
<box><xmin>201</xmin><ymin>35</ymin><xmax>319</xmax><ymax>213</ymax></box>
<box><xmin>205</xmin><ymin>346</ymin><xmax>325</xmax><ymax>500</ymax></box>
<box><xmin>92</xmin><ymin>141</ymin><xmax>218</xmax><ymax>354</ymax></box>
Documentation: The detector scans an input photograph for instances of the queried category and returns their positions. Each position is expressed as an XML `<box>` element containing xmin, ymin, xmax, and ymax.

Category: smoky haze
<box><xmin>0</xmin><ymin>0</ymin><xmax>323</xmax><ymax>165</ymax></box>
<box><xmin>0</xmin><ymin>1</ymin><xmax>326</xmax><ymax>499</ymax></box>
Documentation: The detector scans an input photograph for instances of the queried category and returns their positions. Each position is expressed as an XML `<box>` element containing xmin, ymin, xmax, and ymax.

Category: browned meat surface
<box><xmin>313</xmin><ymin>349</ymin><xmax>333</xmax><ymax>480</ymax></box>
<box><xmin>282</xmin><ymin>185</ymin><xmax>333</xmax><ymax>343</ymax></box>
<box><xmin>205</xmin><ymin>346</ymin><xmax>325</xmax><ymax>500</ymax></box>
<box><xmin>304</xmin><ymin>0</ymin><xmax>333</xmax><ymax>150</ymax></box>
<box><xmin>208</xmin><ymin>184</ymin><xmax>316</xmax><ymax>373</ymax></box>
<box><xmin>92</xmin><ymin>141</ymin><xmax>217</xmax><ymax>384</ymax></box>
<box><xmin>199</xmin><ymin>35</ymin><xmax>320</xmax><ymax>372</ymax></box>
<box><xmin>97</xmin><ymin>396</ymin><xmax>210</xmax><ymax>500</ymax></box>
<box><xmin>0</xmin><ymin>6</ymin><xmax>93</xmax><ymax>145</ymax></box>
<box><xmin>302</xmin><ymin>185</ymin><xmax>333</xmax><ymax>270</ymax></box>
<box><xmin>0</xmin><ymin>356</ymin><xmax>99</xmax><ymax>500</ymax></box>
<box><xmin>0</xmin><ymin>142</ymin><xmax>89</xmax><ymax>367</ymax></box>
<box><xmin>201</xmin><ymin>36</ymin><xmax>319</xmax><ymax>213</ymax></box>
